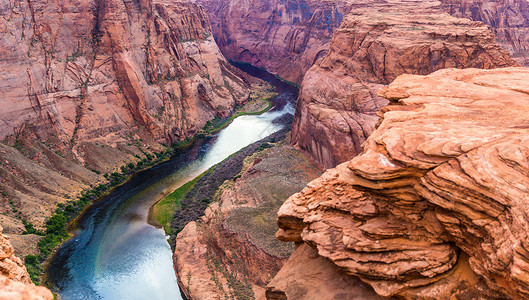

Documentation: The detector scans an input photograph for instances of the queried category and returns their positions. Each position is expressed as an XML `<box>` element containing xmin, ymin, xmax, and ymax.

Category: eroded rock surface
<box><xmin>291</xmin><ymin>0</ymin><xmax>517</xmax><ymax>169</ymax></box>
<box><xmin>175</xmin><ymin>140</ymin><xmax>321</xmax><ymax>299</ymax></box>
<box><xmin>193</xmin><ymin>0</ymin><xmax>352</xmax><ymax>84</ymax></box>
<box><xmin>441</xmin><ymin>0</ymin><xmax>529</xmax><ymax>66</ymax></box>
<box><xmin>0</xmin><ymin>0</ymin><xmax>253</xmax><ymax>253</ymax></box>
<box><xmin>277</xmin><ymin>67</ymin><xmax>529</xmax><ymax>298</ymax></box>
<box><xmin>0</xmin><ymin>227</ymin><xmax>52</xmax><ymax>299</ymax></box>
<box><xmin>0</xmin><ymin>0</ymin><xmax>249</xmax><ymax>147</ymax></box>
<box><xmin>265</xmin><ymin>243</ymin><xmax>384</xmax><ymax>300</ymax></box>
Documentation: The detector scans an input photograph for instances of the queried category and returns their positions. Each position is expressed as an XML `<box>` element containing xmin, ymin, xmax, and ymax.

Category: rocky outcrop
<box><xmin>193</xmin><ymin>0</ymin><xmax>353</xmax><ymax>84</ymax></box>
<box><xmin>175</xmin><ymin>140</ymin><xmax>320</xmax><ymax>299</ymax></box>
<box><xmin>266</xmin><ymin>243</ymin><xmax>383</xmax><ymax>300</ymax></box>
<box><xmin>0</xmin><ymin>0</ymin><xmax>254</xmax><ymax>254</ymax></box>
<box><xmin>0</xmin><ymin>227</ymin><xmax>52</xmax><ymax>299</ymax></box>
<box><xmin>291</xmin><ymin>0</ymin><xmax>517</xmax><ymax>169</ymax></box>
<box><xmin>0</xmin><ymin>0</ymin><xmax>249</xmax><ymax>147</ymax></box>
<box><xmin>276</xmin><ymin>67</ymin><xmax>529</xmax><ymax>298</ymax></box>
<box><xmin>440</xmin><ymin>0</ymin><xmax>529</xmax><ymax>66</ymax></box>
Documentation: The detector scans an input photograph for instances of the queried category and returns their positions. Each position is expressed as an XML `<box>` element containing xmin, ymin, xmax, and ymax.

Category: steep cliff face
<box><xmin>0</xmin><ymin>0</ymin><xmax>249</xmax><ymax>148</ymax></box>
<box><xmin>440</xmin><ymin>0</ymin><xmax>529</xmax><ymax>66</ymax></box>
<box><xmin>0</xmin><ymin>0</ymin><xmax>254</xmax><ymax>253</ymax></box>
<box><xmin>276</xmin><ymin>67</ymin><xmax>529</xmax><ymax>298</ymax></box>
<box><xmin>290</xmin><ymin>0</ymin><xmax>517</xmax><ymax>169</ymax></box>
<box><xmin>174</xmin><ymin>139</ymin><xmax>320</xmax><ymax>299</ymax></box>
<box><xmin>0</xmin><ymin>227</ymin><xmax>52</xmax><ymax>299</ymax></box>
<box><xmin>193</xmin><ymin>0</ymin><xmax>352</xmax><ymax>84</ymax></box>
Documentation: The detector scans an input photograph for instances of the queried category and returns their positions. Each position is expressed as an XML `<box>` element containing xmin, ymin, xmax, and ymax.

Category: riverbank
<box><xmin>27</xmin><ymin>148</ymin><xmax>174</xmax><ymax>284</ymax></box>
<box><xmin>150</xmin><ymin>85</ymin><xmax>277</xmax><ymax>237</ymax></box>
<box><xmin>173</xmin><ymin>135</ymin><xmax>321</xmax><ymax>299</ymax></box>
<box><xmin>27</xmin><ymin>77</ymin><xmax>276</xmax><ymax>287</ymax></box>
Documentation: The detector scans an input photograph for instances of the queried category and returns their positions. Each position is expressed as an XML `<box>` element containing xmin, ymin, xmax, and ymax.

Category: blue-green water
<box><xmin>44</xmin><ymin>64</ymin><xmax>297</xmax><ymax>299</ymax></box>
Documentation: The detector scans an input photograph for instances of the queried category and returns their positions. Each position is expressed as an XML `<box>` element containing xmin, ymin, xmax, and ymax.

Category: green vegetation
<box><xmin>151</xmin><ymin>172</ymin><xmax>206</xmax><ymax>237</ymax></box>
<box><xmin>161</xmin><ymin>129</ymin><xmax>286</xmax><ymax>251</ymax></box>
<box><xmin>196</xmin><ymin>97</ymin><xmax>273</xmax><ymax>138</ymax></box>
<box><xmin>24</xmin><ymin>149</ymin><xmax>172</xmax><ymax>284</ymax></box>
<box><xmin>22</xmin><ymin>220</ymin><xmax>44</xmax><ymax>236</ymax></box>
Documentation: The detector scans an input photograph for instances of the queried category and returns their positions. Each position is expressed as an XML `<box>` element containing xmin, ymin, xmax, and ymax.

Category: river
<box><xmin>43</xmin><ymin>63</ymin><xmax>298</xmax><ymax>299</ymax></box>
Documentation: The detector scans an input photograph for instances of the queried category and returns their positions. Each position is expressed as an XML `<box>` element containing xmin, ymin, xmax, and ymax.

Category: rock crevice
<box><xmin>276</xmin><ymin>67</ymin><xmax>529</xmax><ymax>298</ymax></box>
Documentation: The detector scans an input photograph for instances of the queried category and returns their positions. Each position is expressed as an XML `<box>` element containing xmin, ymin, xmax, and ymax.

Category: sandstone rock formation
<box><xmin>175</xmin><ymin>140</ymin><xmax>320</xmax><ymax>299</ymax></box>
<box><xmin>0</xmin><ymin>0</ymin><xmax>253</xmax><ymax>252</ymax></box>
<box><xmin>290</xmin><ymin>0</ymin><xmax>517</xmax><ymax>169</ymax></box>
<box><xmin>0</xmin><ymin>227</ymin><xmax>52</xmax><ymax>299</ymax></box>
<box><xmin>0</xmin><ymin>0</ymin><xmax>248</xmax><ymax>148</ymax></box>
<box><xmin>440</xmin><ymin>0</ymin><xmax>529</xmax><ymax>66</ymax></box>
<box><xmin>266</xmin><ymin>243</ymin><xmax>384</xmax><ymax>300</ymax></box>
<box><xmin>277</xmin><ymin>67</ymin><xmax>529</xmax><ymax>298</ymax></box>
<box><xmin>193</xmin><ymin>0</ymin><xmax>352</xmax><ymax>84</ymax></box>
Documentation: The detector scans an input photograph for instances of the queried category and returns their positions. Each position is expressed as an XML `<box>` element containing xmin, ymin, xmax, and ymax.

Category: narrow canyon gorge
<box><xmin>1</xmin><ymin>0</ymin><xmax>529</xmax><ymax>298</ymax></box>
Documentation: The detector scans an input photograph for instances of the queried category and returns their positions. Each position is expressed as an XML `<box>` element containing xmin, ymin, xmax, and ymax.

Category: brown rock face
<box><xmin>276</xmin><ymin>67</ymin><xmax>529</xmax><ymax>298</ymax></box>
<box><xmin>440</xmin><ymin>0</ymin><xmax>529</xmax><ymax>66</ymax></box>
<box><xmin>0</xmin><ymin>0</ymin><xmax>248</xmax><ymax>147</ymax></box>
<box><xmin>192</xmin><ymin>0</ymin><xmax>352</xmax><ymax>84</ymax></box>
<box><xmin>174</xmin><ymin>141</ymin><xmax>321</xmax><ymax>299</ymax></box>
<box><xmin>0</xmin><ymin>0</ymin><xmax>252</xmax><ymax>253</ymax></box>
<box><xmin>0</xmin><ymin>227</ymin><xmax>52</xmax><ymax>299</ymax></box>
<box><xmin>265</xmin><ymin>243</ymin><xmax>384</xmax><ymax>300</ymax></box>
<box><xmin>290</xmin><ymin>0</ymin><xmax>517</xmax><ymax>169</ymax></box>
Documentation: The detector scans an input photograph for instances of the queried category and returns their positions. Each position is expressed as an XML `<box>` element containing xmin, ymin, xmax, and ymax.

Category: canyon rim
<box><xmin>1</xmin><ymin>0</ymin><xmax>529</xmax><ymax>299</ymax></box>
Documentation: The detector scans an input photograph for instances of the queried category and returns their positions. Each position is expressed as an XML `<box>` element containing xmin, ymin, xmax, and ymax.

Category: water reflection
<box><xmin>44</xmin><ymin>65</ymin><xmax>298</xmax><ymax>300</ymax></box>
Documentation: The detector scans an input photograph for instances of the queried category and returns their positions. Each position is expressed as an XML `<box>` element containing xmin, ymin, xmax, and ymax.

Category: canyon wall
<box><xmin>0</xmin><ymin>227</ymin><xmax>52</xmax><ymax>299</ymax></box>
<box><xmin>0</xmin><ymin>0</ymin><xmax>252</xmax><ymax>254</ymax></box>
<box><xmin>290</xmin><ymin>0</ymin><xmax>517</xmax><ymax>169</ymax></box>
<box><xmin>193</xmin><ymin>0</ymin><xmax>353</xmax><ymax>84</ymax></box>
<box><xmin>441</xmin><ymin>0</ymin><xmax>529</xmax><ymax>66</ymax></box>
<box><xmin>276</xmin><ymin>67</ymin><xmax>529</xmax><ymax>298</ymax></box>
<box><xmin>0</xmin><ymin>0</ymin><xmax>249</xmax><ymax>149</ymax></box>
<box><xmin>174</xmin><ymin>137</ymin><xmax>321</xmax><ymax>299</ymax></box>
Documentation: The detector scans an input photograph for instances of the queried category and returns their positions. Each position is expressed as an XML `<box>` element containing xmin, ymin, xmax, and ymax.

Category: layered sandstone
<box><xmin>277</xmin><ymin>67</ymin><xmax>529</xmax><ymax>298</ymax></box>
<box><xmin>193</xmin><ymin>0</ymin><xmax>353</xmax><ymax>84</ymax></box>
<box><xmin>0</xmin><ymin>0</ymin><xmax>249</xmax><ymax>147</ymax></box>
<box><xmin>175</xmin><ymin>140</ymin><xmax>320</xmax><ymax>299</ymax></box>
<box><xmin>440</xmin><ymin>0</ymin><xmax>529</xmax><ymax>66</ymax></box>
<box><xmin>0</xmin><ymin>0</ymin><xmax>252</xmax><ymax>252</ymax></box>
<box><xmin>0</xmin><ymin>227</ymin><xmax>52</xmax><ymax>299</ymax></box>
<box><xmin>291</xmin><ymin>0</ymin><xmax>517</xmax><ymax>169</ymax></box>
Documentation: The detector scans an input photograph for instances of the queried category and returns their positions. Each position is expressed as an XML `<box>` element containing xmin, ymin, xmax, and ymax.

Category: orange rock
<box><xmin>0</xmin><ymin>226</ymin><xmax>52</xmax><ymax>299</ymax></box>
<box><xmin>290</xmin><ymin>0</ymin><xmax>517</xmax><ymax>169</ymax></box>
<box><xmin>276</xmin><ymin>67</ymin><xmax>529</xmax><ymax>298</ymax></box>
<box><xmin>0</xmin><ymin>0</ymin><xmax>249</xmax><ymax>147</ymax></box>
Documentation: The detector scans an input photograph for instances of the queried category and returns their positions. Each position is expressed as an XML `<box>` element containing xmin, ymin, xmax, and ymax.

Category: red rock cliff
<box><xmin>290</xmin><ymin>0</ymin><xmax>517</xmax><ymax>170</ymax></box>
<box><xmin>440</xmin><ymin>0</ymin><xmax>529</xmax><ymax>66</ymax></box>
<box><xmin>0</xmin><ymin>0</ymin><xmax>251</xmax><ymax>255</ymax></box>
<box><xmin>0</xmin><ymin>227</ymin><xmax>52</xmax><ymax>299</ymax></box>
<box><xmin>192</xmin><ymin>0</ymin><xmax>352</xmax><ymax>84</ymax></box>
<box><xmin>276</xmin><ymin>67</ymin><xmax>529</xmax><ymax>298</ymax></box>
<box><xmin>0</xmin><ymin>0</ymin><xmax>249</xmax><ymax>147</ymax></box>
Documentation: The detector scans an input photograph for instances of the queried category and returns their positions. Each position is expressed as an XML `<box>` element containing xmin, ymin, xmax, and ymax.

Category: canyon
<box><xmin>174</xmin><ymin>134</ymin><xmax>321</xmax><ymax>299</ymax></box>
<box><xmin>0</xmin><ymin>0</ymin><xmax>254</xmax><ymax>254</ymax></box>
<box><xmin>290</xmin><ymin>0</ymin><xmax>517</xmax><ymax>169</ymax></box>
<box><xmin>276</xmin><ymin>67</ymin><xmax>529</xmax><ymax>298</ymax></box>
<box><xmin>1</xmin><ymin>0</ymin><xmax>529</xmax><ymax>298</ymax></box>
<box><xmin>195</xmin><ymin>0</ymin><xmax>529</xmax><ymax>169</ymax></box>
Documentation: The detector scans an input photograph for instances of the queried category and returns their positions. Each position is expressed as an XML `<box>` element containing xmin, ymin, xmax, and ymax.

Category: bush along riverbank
<box><xmin>24</xmin><ymin>148</ymin><xmax>173</xmax><ymax>284</ymax></box>
<box><xmin>25</xmin><ymin>80</ymin><xmax>278</xmax><ymax>285</ymax></box>
<box><xmin>152</xmin><ymin>128</ymin><xmax>289</xmax><ymax>249</ymax></box>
